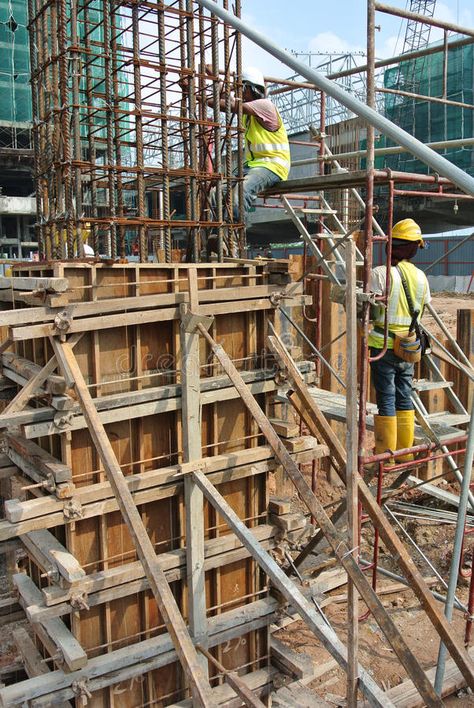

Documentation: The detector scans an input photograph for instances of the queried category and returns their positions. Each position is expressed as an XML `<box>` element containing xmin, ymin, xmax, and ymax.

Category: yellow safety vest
<box><xmin>369</xmin><ymin>260</ymin><xmax>429</xmax><ymax>349</ymax></box>
<box><xmin>242</xmin><ymin>109</ymin><xmax>290</xmax><ymax>181</ymax></box>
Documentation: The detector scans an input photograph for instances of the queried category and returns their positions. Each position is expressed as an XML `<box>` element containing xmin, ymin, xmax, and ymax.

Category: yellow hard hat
<box><xmin>392</xmin><ymin>218</ymin><xmax>424</xmax><ymax>247</ymax></box>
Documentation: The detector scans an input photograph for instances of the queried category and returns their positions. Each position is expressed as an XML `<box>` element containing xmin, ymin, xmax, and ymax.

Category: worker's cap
<box><xmin>392</xmin><ymin>218</ymin><xmax>425</xmax><ymax>248</ymax></box>
<box><xmin>241</xmin><ymin>67</ymin><xmax>265</xmax><ymax>91</ymax></box>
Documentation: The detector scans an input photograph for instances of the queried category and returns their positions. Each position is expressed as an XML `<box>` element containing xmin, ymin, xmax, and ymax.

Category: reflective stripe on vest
<box><xmin>370</xmin><ymin>262</ymin><xmax>427</xmax><ymax>347</ymax></box>
<box><xmin>243</xmin><ymin>109</ymin><xmax>290</xmax><ymax>181</ymax></box>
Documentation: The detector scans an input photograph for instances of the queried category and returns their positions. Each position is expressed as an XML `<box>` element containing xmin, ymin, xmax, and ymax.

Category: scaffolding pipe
<box><xmin>375</xmin><ymin>2</ymin><xmax>474</xmax><ymax>39</ymax></box>
<box><xmin>434</xmin><ymin>398</ymin><xmax>474</xmax><ymax>693</ymax></box>
<box><xmin>194</xmin><ymin>0</ymin><xmax>474</xmax><ymax>197</ymax></box>
<box><xmin>266</xmin><ymin>38</ymin><xmax>474</xmax><ymax>91</ymax></box>
<box><xmin>293</xmin><ymin>137</ymin><xmax>474</xmax><ymax>167</ymax></box>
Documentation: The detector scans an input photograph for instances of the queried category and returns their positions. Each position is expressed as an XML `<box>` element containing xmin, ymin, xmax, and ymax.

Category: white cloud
<box><xmin>308</xmin><ymin>31</ymin><xmax>362</xmax><ymax>55</ymax></box>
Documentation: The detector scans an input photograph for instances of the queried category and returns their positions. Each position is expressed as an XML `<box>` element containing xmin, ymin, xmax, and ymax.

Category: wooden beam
<box><xmin>13</xmin><ymin>574</ymin><xmax>86</xmax><ymax>672</ymax></box>
<box><xmin>28</xmin><ymin>521</ymin><xmax>307</xmax><ymax>622</ymax></box>
<box><xmin>53</xmin><ymin>339</ymin><xmax>213</xmax><ymax>707</ymax></box>
<box><xmin>0</xmin><ymin>283</ymin><xmax>295</xmax><ymax>327</ymax></box>
<box><xmin>10</xmin><ymin>296</ymin><xmax>310</xmax><ymax>341</ymax></box>
<box><xmin>1</xmin><ymin>334</ymin><xmax>81</xmax><ymax>417</ymax></box>
<box><xmin>0</xmin><ymin>443</ymin><xmax>324</xmax><ymax>540</ymax></box>
<box><xmin>20</xmin><ymin>530</ymin><xmax>85</xmax><ymax>584</ymax></box>
<box><xmin>2</xmin><ymin>352</ymin><xmax>67</xmax><ymax>395</ymax></box>
<box><xmin>6</xmin><ymin>364</ymin><xmax>314</xmax><ymax>437</ymax></box>
<box><xmin>13</xmin><ymin>627</ymin><xmax>49</xmax><ymax>677</ymax></box>
<box><xmin>266</xmin><ymin>333</ymin><xmax>474</xmax><ymax>693</ymax></box>
<box><xmin>0</xmin><ymin>276</ymin><xmax>68</xmax><ymax>292</ymax></box>
<box><xmin>196</xmin><ymin>325</ymin><xmax>446</xmax><ymax>706</ymax></box>
<box><xmin>5</xmin><ymin>434</ymin><xmax>72</xmax><ymax>484</ymax></box>
<box><xmin>192</xmin><ymin>468</ymin><xmax>390</xmax><ymax>708</ymax></box>
<box><xmin>181</xmin><ymin>270</ymin><xmax>208</xmax><ymax>668</ymax></box>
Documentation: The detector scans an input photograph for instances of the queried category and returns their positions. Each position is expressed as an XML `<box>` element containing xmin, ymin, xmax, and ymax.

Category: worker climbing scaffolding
<box><xmin>204</xmin><ymin>65</ymin><xmax>291</xmax><ymax>255</ymax></box>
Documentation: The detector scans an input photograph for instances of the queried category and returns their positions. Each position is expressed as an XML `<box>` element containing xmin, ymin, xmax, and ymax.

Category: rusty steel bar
<box><xmin>132</xmin><ymin>3</ymin><xmax>145</xmax><ymax>262</ymax></box>
<box><xmin>29</xmin><ymin>1</ymin><xmax>242</xmax><ymax>261</ymax></box>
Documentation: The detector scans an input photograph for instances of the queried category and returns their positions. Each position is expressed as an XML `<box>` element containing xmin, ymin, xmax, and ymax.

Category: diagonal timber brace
<box><xmin>266</xmin><ymin>332</ymin><xmax>474</xmax><ymax>693</ymax></box>
<box><xmin>191</xmin><ymin>468</ymin><xmax>389</xmax><ymax>707</ymax></box>
<box><xmin>195</xmin><ymin>323</ymin><xmax>443</xmax><ymax>707</ymax></box>
<box><xmin>1</xmin><ymin>333</ymin><xmax>82</xmax><ymax>418</ymax></box>
<box><xmin>53</xmin><ymin>339</ymin><xmax>213</xmax><ymax>707</ymax></box>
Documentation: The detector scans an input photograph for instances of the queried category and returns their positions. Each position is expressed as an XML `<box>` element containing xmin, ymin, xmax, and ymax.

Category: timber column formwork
<box><xmin>0</xmin><ymin>260</ymin><xmax>330</xmax><ymax>705</ymax></box>
<box><xmin>27</xmin><ymin>0</ymin><xmax>246</xmax><ymax>262</ymax></box>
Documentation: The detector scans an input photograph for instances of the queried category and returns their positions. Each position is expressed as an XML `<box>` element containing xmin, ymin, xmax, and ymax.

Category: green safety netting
<box><xmin>380</xmin><ymin>40</ymin><xmax>474</xmax><ymax>175</ymax></box>
<box><xmin>0</xmin><ymin>0</ymin><xmax>31</xmax><ymax>124</ymax></box>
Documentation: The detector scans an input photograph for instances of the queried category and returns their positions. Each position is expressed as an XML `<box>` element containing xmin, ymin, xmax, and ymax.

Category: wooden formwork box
<box><xmin>1</xmin><ymin>261</ymin><xmax>310</xmax><ymax>706</ymax></box>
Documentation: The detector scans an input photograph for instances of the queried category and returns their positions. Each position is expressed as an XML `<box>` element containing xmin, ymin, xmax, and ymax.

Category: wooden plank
<box><xmin>5</xmin><ymin>435</ymin><xmax>72</xmax><ymax>484</ymax></box>
<box><xmin>20</xmin><ymin>530</ymin><xmax>85</xmax><ymax>584</ymax></box>
<box><xmin>267</xmin><ymin>333</ymin><xmax>474</xmax><ymax>694</ymax></box>
<box><xmin>13</xmin><ymin>574</ymin><xmax>87</xmax><ymax>672</ymax></box>
<box><xmin>386</xmin><ymin>645</ymin><xmax>474</xmax><ymax>707</ymax></box>
<box><xmin>53</xmin><ymin>340</ymin><xmax>213</xmax><ymax>707</ymax></box>
<box><xmin>0</xmin><ymin>276</ymin><xmax>68</xmax><ymax>292</ymax></box>
<box><xmin>197</xmin><ymin>326</ymin><xmax>447</xmax><ymax>707</ymax></box>
<box><xmin>10</xmin><ymin>296</ymin><xmax>310</xmax><ymax>341</ymax></box>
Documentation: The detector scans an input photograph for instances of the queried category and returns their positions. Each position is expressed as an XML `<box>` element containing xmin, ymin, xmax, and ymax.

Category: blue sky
<box><xmin>240</xmin><ymin>0</ymin><xmax>474</xmax><ymax>78</ymax></box>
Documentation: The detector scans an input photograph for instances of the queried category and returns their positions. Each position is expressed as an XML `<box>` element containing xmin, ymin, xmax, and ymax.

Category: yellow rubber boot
<box><xmin>374</xmin><ymin>415</ymin><xmax>397</xmax><ymax>467</ymax></box>
<box><xmin>396</xmin><ymin>409</ymin><xmax>415</xmax><ymax>462</ymax></box>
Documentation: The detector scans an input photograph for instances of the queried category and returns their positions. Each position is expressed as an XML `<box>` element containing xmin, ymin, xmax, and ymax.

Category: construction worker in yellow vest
<box><xmin>369</xmin><ymin>219</ymin><xmax>431</xmax><ymax>463</ymax></box>
<box><xmin>204</xmin><ymin>65</ymin><xmax>290</xmax><ymax>252</ymax></box>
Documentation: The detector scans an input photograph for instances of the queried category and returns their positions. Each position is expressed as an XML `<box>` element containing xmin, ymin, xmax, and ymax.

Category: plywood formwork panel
<box><xmin>1</xmin><ymin>261</ymin><xmax>286</xmax><ymax>705</ymax></box>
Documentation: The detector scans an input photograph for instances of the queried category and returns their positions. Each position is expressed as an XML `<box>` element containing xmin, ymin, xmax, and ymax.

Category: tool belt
<box><xmin>373</xmin><ymin>326</ymin><xmax>422</xmax><ymax>363</ymax></box>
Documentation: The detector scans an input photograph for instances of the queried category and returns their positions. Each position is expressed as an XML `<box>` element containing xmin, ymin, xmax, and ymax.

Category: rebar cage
<box><xmin>28</xmin><ymin>0</ymin><xmax>246</xmax><ymax>262</ymax></box>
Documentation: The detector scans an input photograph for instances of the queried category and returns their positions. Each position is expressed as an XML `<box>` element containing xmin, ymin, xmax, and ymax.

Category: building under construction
<box><xmin>0</xmin><ymin>1</ymin><xmax>473</xmax><ymax>706</ymax></box>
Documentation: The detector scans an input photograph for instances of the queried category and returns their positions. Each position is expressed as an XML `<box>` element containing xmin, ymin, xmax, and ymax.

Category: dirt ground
<box><xmin>274</xmin><ymin>460</ymin><xmax>474</xmax><ymax>706</ymax></box>
<box><xmin>424</xmin><ymin>293</ymin><xmax>473</xmax><ymax>339</ymax></box>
